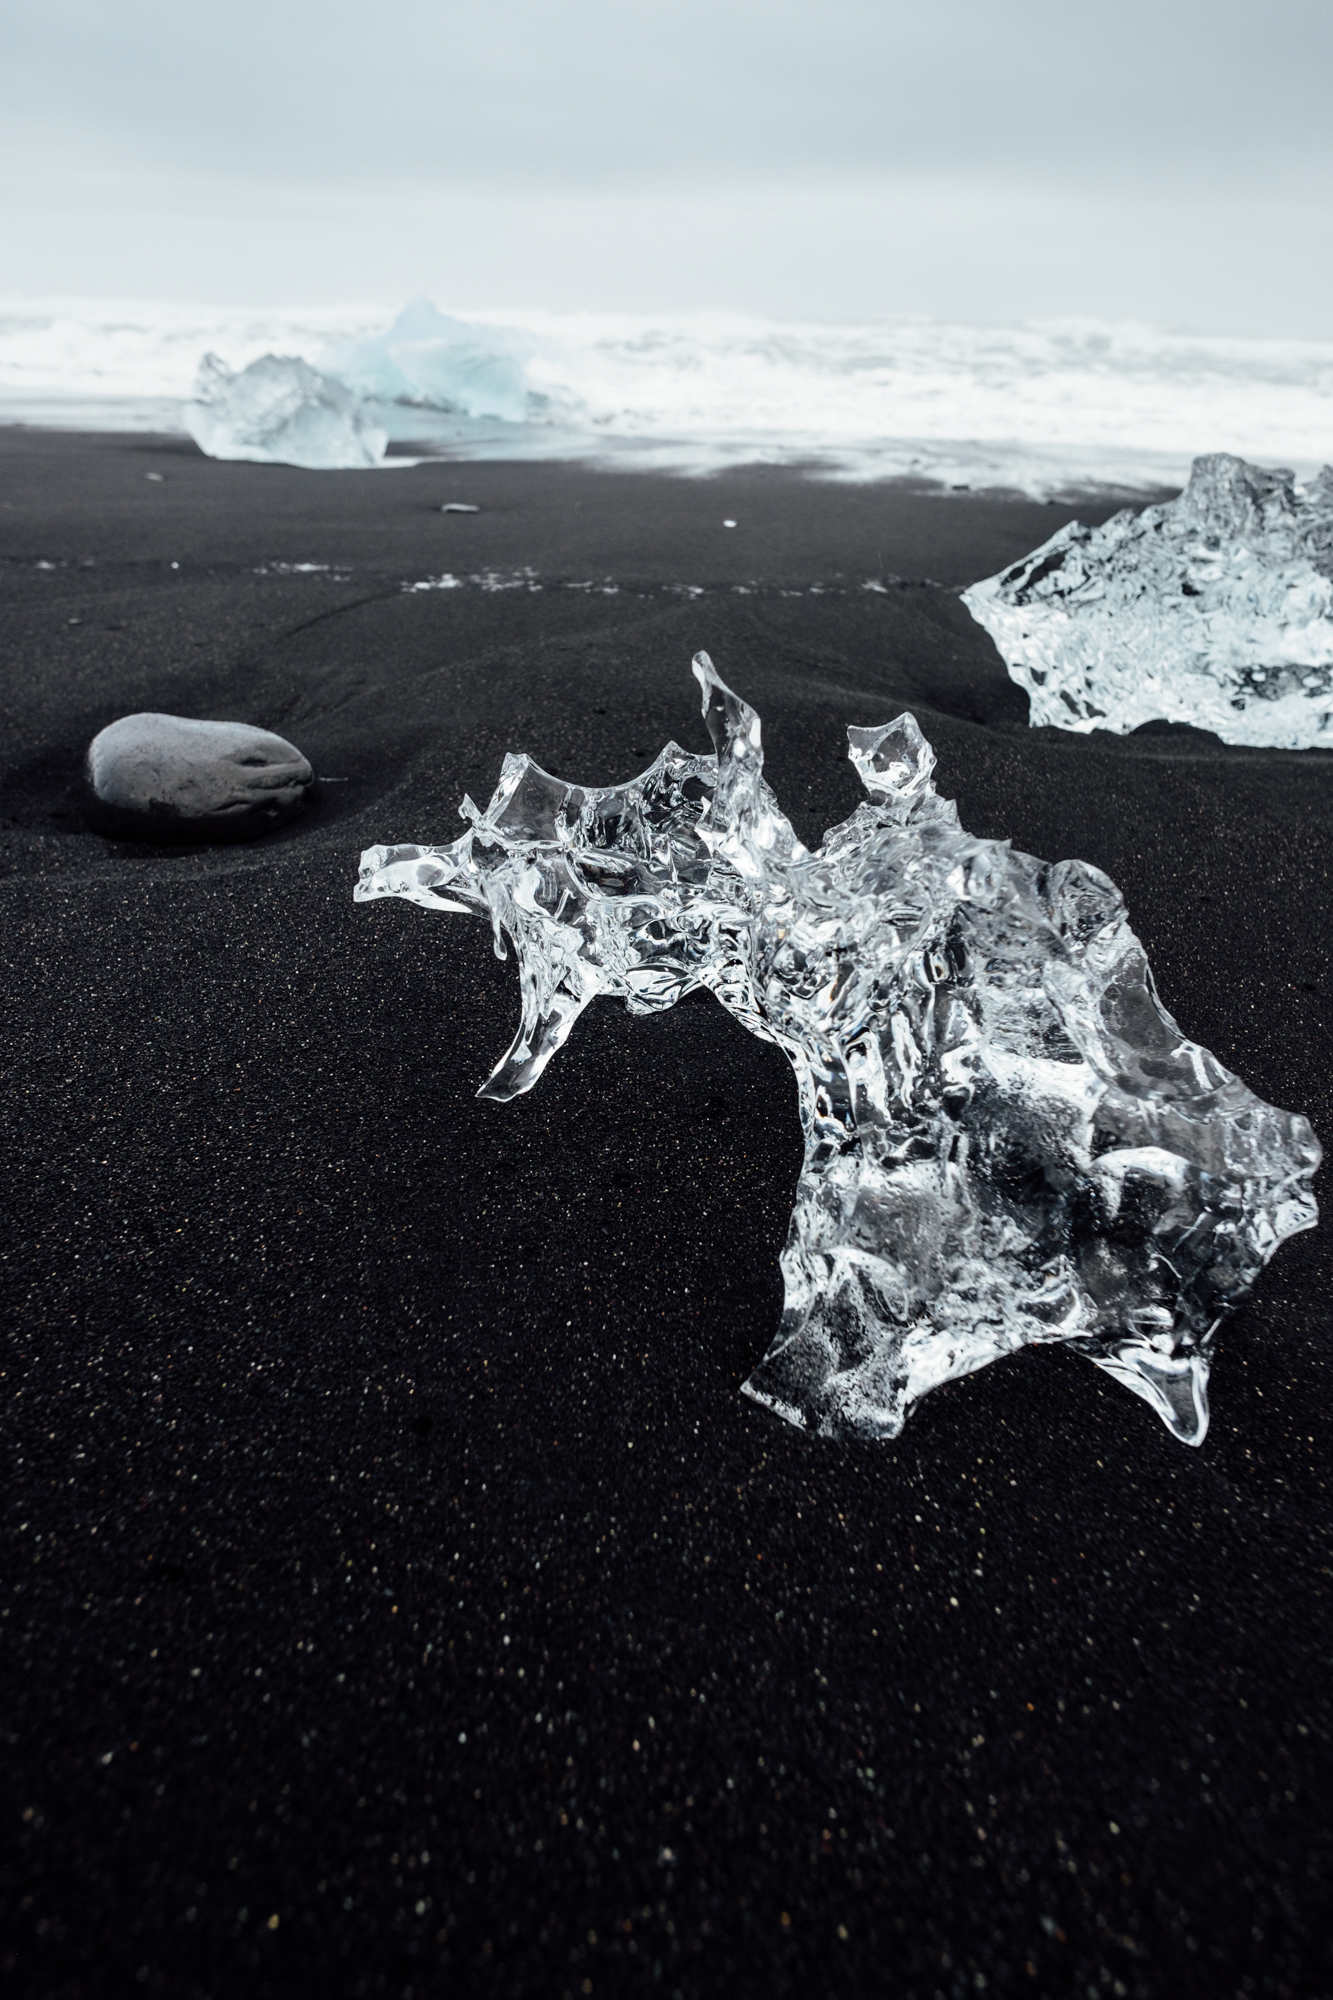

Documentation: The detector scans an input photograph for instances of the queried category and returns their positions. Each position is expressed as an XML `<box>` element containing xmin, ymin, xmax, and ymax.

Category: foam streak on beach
<box><xmin>3</xmin><ymin>297</ymin><xmax>1333</xmax><ymax>492</ymax></box>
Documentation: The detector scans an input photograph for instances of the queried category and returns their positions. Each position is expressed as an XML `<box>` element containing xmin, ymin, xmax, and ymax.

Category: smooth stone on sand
<box><xmin>84</xmin><ymin>712</ymin><xmax>315</xmax><ymax>842</ymax></box>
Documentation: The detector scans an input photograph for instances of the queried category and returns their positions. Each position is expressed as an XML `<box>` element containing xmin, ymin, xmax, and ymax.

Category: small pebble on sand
<box><xmin>84</xmin><ymin>712</ymin><xmax>315</xmax><ymax>843</ymax></box>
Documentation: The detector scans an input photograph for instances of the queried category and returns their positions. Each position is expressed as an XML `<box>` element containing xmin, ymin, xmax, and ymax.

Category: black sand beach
<box><xmin>3</xmin><ymin>428</ymin><xmax>1331</xmax><ymax>2000</ymax></box>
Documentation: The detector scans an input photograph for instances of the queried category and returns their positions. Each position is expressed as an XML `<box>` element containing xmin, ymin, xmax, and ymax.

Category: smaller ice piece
<box><xmin>963</xmin><ymin>455</ymin><xmax>1333</xmax><ymax>748</ymax></box>
<box><xmin>85</xmin><ymin>713</ymin><xmax>315</xmax><ymax>841</ymax></box>
<box><xmin>326</xmin><ymin>299</ymin><xmax>529</xmax><ymax>423</ymax></box>
<box><xmin>185</xmin><ymin>353</ymin><xmax>387</xmax><ymax>469</ymax></box>
<box><xmin>355</xmin><ymin>655</ymin><xmax>1319</xmax><ymax>1448</ymax></box>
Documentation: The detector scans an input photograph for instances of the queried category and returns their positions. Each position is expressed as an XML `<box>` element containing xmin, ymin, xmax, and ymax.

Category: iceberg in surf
<box><xmin>963</xmin><ymin>455</ymin><xmax>1333</xmax><ymax>749</ymax></box>
<box><xmin>184</xmin><ymin>353</ymin><xmax>387</xmax><ymax>469</ymax></box>
<box><xmin>354</xmin><ymin>653</ymin><xmax>1319</xmax><ymax>1448</ymax></box>
<box><xmin>326</xmin><ymin>298</ymin><xmax>529</xmax><ymax>423</ymax></box>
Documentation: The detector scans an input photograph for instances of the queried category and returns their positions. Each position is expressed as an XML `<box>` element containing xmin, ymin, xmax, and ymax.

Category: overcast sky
<box><xmin>2</xmin><ymin>0</ymin><xmax>1330</xmax><ymax>331</ymax></box>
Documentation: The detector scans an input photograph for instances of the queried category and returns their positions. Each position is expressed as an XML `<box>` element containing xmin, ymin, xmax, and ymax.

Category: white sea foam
<box><xmin>3</xmin><ymin>296</ymin><xmax>1332</xmax><ymax>496</ymax></box>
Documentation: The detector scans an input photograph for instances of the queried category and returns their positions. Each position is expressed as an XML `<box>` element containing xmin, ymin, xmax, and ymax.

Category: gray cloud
<box><xmin>5</xmin><ymin>0</ymin><xmax>1330</xmax><ymax>191</ymax></box>
<box><xmin>1</xmin><ymin>0</ymin><xmax>1329</xmax><ymax>327</ymax></box>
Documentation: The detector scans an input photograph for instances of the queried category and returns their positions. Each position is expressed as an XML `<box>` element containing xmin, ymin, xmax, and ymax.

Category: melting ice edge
<box><xmin>356</xmin><ymin>656</ymin><xmax>1319</xmax><ymax>1447</ymax></box>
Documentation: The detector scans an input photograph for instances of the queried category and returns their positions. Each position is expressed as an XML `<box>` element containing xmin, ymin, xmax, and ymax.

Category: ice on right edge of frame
<box><xmin>962</xmin><ymin>454</ymin><xmax>1333</xmax><ymax>748</ymax></box>
<box><xmin>184</xmin><ymin>352</ymin><xmax>387</xmax><ymax>469</ymax></box>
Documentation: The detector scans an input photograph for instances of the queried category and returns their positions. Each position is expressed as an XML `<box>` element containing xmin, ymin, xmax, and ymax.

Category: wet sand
<box><xmin>3</xmin><ymin>427</ymin><xmax>1330</xmax><ymax>1998</ymax></box>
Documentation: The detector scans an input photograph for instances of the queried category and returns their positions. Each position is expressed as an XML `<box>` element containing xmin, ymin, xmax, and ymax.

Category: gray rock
<box><xmin>84</xmin><ymin>713</ymin><xmax>315</xmax><ymax>842</ymax></box>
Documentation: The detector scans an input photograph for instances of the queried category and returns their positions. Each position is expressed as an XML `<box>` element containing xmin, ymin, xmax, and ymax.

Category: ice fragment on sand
<box><xmin>962</xmin><ymin>454</ymin><xmax>1333</xmax><ymax>749</ymax></box>
<box><xmin>185</xmin><ymin>353</ymin><xmax>387</xmax><ymax>469</ymax></box>
<box><xmin>355</xmin><ymin>655</ymin><xmax>1319</xmax><ymax>1446</ymax></box>
<box><xmin>86</xmin><ymin>713</ymin><xmax>314</xmax><ymax>841</ymax></box>
<box><xmin>326</xmin><ymin>299</ymin><xmax>529</xmax><ymax>423</ymax></box>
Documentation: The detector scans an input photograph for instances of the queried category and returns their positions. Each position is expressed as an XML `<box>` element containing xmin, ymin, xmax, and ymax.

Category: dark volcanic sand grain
<box><xmin>2</xmin><ymin>429</ymin><xmax>1330</xmax><ymax>2000</ymax></box>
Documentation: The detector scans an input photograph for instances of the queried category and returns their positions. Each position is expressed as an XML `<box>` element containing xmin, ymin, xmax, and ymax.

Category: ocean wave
<box><xmin>2</xmin><ymin>296</ymin><xmax>1331</xmax><ymax>496</ymax></box>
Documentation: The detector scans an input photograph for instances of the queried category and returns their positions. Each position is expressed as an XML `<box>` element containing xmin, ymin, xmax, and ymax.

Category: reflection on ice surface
<box><xmin>964</xmin><ymin>454</ymin><xmax>1333</xmax><ymax>748</ymax></box>
<box><xmin>355</xmin><ymin>656</ymin><xmax>1318</xmax><ymax>1447</ymax></box>
<box><xmin>184</xmin><ymin>352</ymin><xmax>387</xmax><ymax>469</ymax></box>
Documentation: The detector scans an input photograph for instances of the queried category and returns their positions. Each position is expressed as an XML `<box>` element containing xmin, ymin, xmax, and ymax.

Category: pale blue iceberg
<box><xmin>325</xmin><ymin>299</ymin><xmax>529</xmax><ymax>423</ymax></box>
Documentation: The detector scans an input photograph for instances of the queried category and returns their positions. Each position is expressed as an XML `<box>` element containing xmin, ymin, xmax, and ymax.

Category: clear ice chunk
<box><xmin>962</xmin><ymin>454</ymin><xmax>1333</xmax><ymax>748</ymax></box>
<box><xmin>325</xmin><ymin>298</ymin><xmax>529</xmax><ymax>423</ymax></box>
<box><xmin>355</xmin><ymin>655</ymin><xmax>1320</xmax><ymax>1446</ymax></box>
<box><xmin>184</xmin><ymin>353</ymin><xmax>387</xmax><ymax>469</ymax></box>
